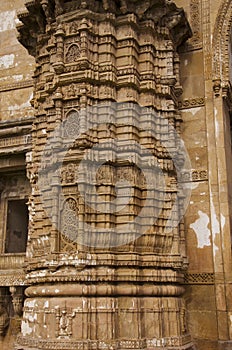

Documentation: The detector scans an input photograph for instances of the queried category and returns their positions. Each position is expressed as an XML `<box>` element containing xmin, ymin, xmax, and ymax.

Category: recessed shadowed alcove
<box><xmin>5</xmin><ymin>199</ymin><xmax>28</xmax><ymax>254</ymax></box>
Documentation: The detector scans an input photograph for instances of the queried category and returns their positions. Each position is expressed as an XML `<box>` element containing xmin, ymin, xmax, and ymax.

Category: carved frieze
<box><xmin>184</xmin><ymin>273</ymin><xmax>215</xmax><ymax>284</ymax></box>
<box><xmin>0</xmin><ymin>80</ymin><xmax>33</xmax><ymax>93</ymax></box>
<box><xmin>180</xmin><ymin>169</ymin><xmax>208</xmax><ymax>183</ymax></box>
<box><xmin>178</xmin><ymin>97</ymin><xmax>205</xmax><ymax>109</ymax></box>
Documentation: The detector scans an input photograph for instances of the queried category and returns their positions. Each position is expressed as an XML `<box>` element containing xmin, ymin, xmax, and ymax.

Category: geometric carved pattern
<box><xmin>184</xmin><ymin>273</ymin><xmax>215</xmax><ymax>284</ymax></box>
<box><xmin>0</xmin><ymin>273</ymin><xmax>26</xmax><ymax>287</ymax></box>
<box><xmin>60</xmin><ymin>198</ymin><xmax>79</xmax><ymax>252</ymax></box>
<box><xmin>64</xmin><ymin>110</ymin><xmax>80</xmax><ymax>138</ymax></box>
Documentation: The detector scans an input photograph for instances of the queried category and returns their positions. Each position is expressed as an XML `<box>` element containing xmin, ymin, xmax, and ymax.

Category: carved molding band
<box><xmin>184</xmin><ymin>273</ymin><xmax>215</xmax><ymax>284</ymax></box>
<box><xmin>0</xmin><ymin>80</ymin><xmax>33</xmax><ymax>93</ymax></box>
<box><xmin>25</xmin><ymin>284</ymin><xmax>185</xmax><ymax>297</ymax></box>
<box><xmin>178</xmin><ymin>97</ymin><xmax>205</xmax><ymax>109</ymax></box>
<box><xmin>16</xmin><ymin>336</ymin><xmax>195</xmax><ymax>350</ymax></box>
<box><xmin>0</xmin><ymin>273</ymin><xmax>26</xmax><ymax>286</ymax></box>
<box><xmin>181</xmin><ymin>169</ymin><xmax>208</xmax><ymax>183</ymax></box>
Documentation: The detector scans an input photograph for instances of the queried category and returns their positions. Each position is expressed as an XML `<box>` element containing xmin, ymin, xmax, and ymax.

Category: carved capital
<box><xmin>10</xmin><ymin>286</ymin><xmax>24</xmax><ymax>317</ymax></box>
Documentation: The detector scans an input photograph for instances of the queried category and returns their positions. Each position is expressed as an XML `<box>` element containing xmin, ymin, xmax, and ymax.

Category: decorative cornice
<box><xmin>0</xmin><ymin>79</ymin><xmax>33</xmax><ymax>93</ymax></box>
<box><xmin>17</xmin><ymin>0</ymin><xmax>192</xmax><ymax>56</ymax></box>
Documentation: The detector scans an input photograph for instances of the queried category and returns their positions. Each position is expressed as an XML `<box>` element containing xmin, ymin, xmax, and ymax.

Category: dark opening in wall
<box><xmin>5</xmin><ymin>199</ymin><xmax>28</xmax><ymax>253</ymax></box>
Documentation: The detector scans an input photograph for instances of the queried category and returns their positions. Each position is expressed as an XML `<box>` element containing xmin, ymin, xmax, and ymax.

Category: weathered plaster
<box><xmin>0</xmin><ymin>54</ymin><xmax>15</xmax><ymax>69</ymax></box>
<box><xmin>190</xmin><ymin>211</ymin><xmax>211</xmax><ymax>248</ymax></box>
<box><xmin>0</xmin><ymin>11</ymin><xmax>16</xmax><ymax>32</ymax></box>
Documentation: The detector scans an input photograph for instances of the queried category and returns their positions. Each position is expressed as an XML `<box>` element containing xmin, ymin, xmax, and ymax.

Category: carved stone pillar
<box><xmin>16</xmin><ymin>1</ymin><xmax>194</xmax><ymax>349</ymax></box>
<box><xmin>10</xmin><ymin>287</ymin><xmax>24</xmax><ymax>335</ymax></box>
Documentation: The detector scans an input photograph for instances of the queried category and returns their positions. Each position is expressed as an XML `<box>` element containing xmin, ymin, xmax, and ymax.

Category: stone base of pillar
<box><xmin>15</xmin><ymin>288</ymin><xmax>194</xmax><ymax>350</ymax></box>
<box><xmin>15</xmin><ymin>336</ymin><xmax>195</xmax><ymax>350</ymax></box>
<box><xmin>218</xmin><ymin>341</ymin><xmax>232</xmax><ymax>350</ymax></box>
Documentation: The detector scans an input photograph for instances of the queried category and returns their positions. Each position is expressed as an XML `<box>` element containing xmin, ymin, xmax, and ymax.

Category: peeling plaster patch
<box><xmin>25</xmin><ymin>299</ymin><xmax>36</xmax><ymax>308</ymax></box>
<box><xmin>0</xmin><ymin>11</ymin><xmax>16</xmax><ymax>31</ymax></box>
<box><xmin>0</xmin><ymin>77</ymin><xmax>8</xmax><ymax>82</ymax></box>
<box><xmin>22</xmin><ymin>321</ymin><xmax>33</xmax><ymax>336</ymax></box>
<box><xmin>28</xmin><ymin>313</ymin><xmax>37</xmax><ymax>323</ymax></box>
<box><xmin>190</xmin><ymin>211</ymin><xmax>211</xmax><ymax>248</ymax></box>
<box><xmin>230</xmin><ymin>314</ymin><xmax>232</xmax><ymax>325</ymax></box>
<box><xmin>15</xmin><ymin>17</ymin><xmax>21</xmax><ymax>26</ymax></box>
<box><xmin>215</xmin><ymin>119</ymin><xmax>219</xmax><ymax>138</ymax></box>
<box><xmin>184</xmin><ymin>59</ymin><xmax>188</xmax><ymax>66</ymax></box>
<box><xmin>221</xmin><ymin>214</ymin><xmax>225</xmax><ymax>231</ymax></box>
<box><xmin>183</xmin><ymin>107</ymin><xmax>202</xmax><ymax>117</ymax></box>
<box><xmin>189</xmin><ymin>182</ymin><xmax>200</xmax><ymax>190</ymax></box>
<box><xmin>190</xmin><ymin>201</ymin><xmax>194</xmax><ymax>205</ymax></box>
<box><xmin>200</xmin><ymin>192</ymin><xmax>206</xmax><ymax>195</ymax></box>
<box><xmin>0</xmin><ymin>54</ymin><xmax>15</xmax><ymax>69</ymax></box>
<box><xmin>55</xmin><ymin>289</ymin><xmax>60</xmax><ymax>294</ymax></box>
<box><xmin>13</xmin><ymin>74</ymin><xmax>23</xmax><ymax>81</ymax></box>
<box><xmin>190</xmin><ymin>107</ymin><xmax>202</xmax><ymax>116</ymax></box>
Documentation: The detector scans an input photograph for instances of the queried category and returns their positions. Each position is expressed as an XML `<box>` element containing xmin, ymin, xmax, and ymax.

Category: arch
<box><xmin>65</xmin><ymin>44</ymin><xmax>80</xmax><ymax>63</ymax></box>
<box><xmin>213</xmin><ymin>0</ymin><xmax>232</xmax><ymax>85</ymax></box>
<box><xmin>60</xmin><ymin>197</ymin><xmax>79</xmax><ymax>247</ymax></box>
<box><xmin>63</xmin><ymin>109</ymin><xmax>80</xmax><ymax>138</ymax></box>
